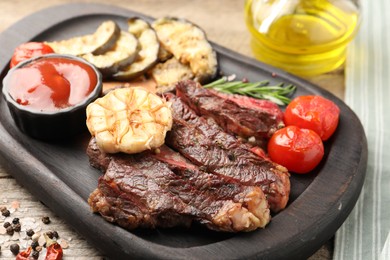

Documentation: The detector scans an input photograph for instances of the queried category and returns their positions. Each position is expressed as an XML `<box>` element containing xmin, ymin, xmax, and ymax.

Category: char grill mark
<box><xmin>165</xmin><ymin>94</ymin><xmax>290</xmax><ymax>212</ymax></box>
<box><xmin>87</xmin><ymin>139</ymin><xmax>271</xmax><ymax>232</ymax></box>
<box><xmin>175</xmin><ymin>80</ymin><xmax>281</xmax><ymax>143</ymax></box>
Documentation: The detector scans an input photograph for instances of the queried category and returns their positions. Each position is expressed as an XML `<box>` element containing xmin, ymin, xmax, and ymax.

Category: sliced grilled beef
<box><xmin>209</xmin><ymin>89</ymin><xmax>284</xmax><ymax>125</ymax></box>
<box><xmin>165</xmin><ymin>95</ymin><xmax>290</xmax><ymax>212</ymax></box>
<box><xmin>87</xmin><ymin>138</ymin><xmax>271</xmax><ymax>232</ymax></box>
<box><xmin>175</xmin><ymin>80</ymin><xmax>283</xmax><ymax>144</ymax></box>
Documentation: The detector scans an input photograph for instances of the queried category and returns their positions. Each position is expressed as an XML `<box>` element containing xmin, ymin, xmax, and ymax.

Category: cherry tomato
<box><xmin>284</xmin><ymin>95</ymin><xmax>340</xmax><ymax>141</ymax></box>
<box><xmin>10</xmin><ymin>42</ymin><xmax>54</xmax><ymax>68</ymax></box>
<box><xmin>268</xmin><ymin>125</ymin><xmax>324</xmax><ymax>174</ymax></box>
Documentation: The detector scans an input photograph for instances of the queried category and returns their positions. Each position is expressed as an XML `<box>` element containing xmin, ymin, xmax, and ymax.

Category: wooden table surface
<box><xmin>0</xmin><ymin>0</ymin><xmax>343</xmax><ymax>259</ymax></box>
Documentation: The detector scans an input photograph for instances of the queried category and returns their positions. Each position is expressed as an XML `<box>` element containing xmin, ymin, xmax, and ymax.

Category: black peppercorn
<box><xmin>9</xmin><ymin>243</ymin><xmax>19</xmax><ymax>255</ymax></box>
<box><xmin>6</xmin><ymin>226</ymin><xmax>14</xmax><ymax>236</ymax></box>
<box><xmin>1</xmin><ymin>209</ymin><xmax>10</xmax><ymax>217</ymax></box>
<box><xmin>52</xmin><ymin>230</ymin><xmax>59</xmax><ymax>239</ymax></box>
<box><xmin>12</xmin><ymin>218</ymin><xmax>19</xmax><ymax>224</ymax></box>
<box><xmin>41</xmin><ymin>216</ymin><xmax>51</xmax><ymax>224</ymax></box>
<box><xmin>45</xmin><ymin>231</ymin><xmax>54</xmax><ymax>239</ymax></box>
<box><xmin>3</xmin><ymin>222</ymin><xmax>11</xmax><ymax>228</ymax></box>
<box><xmin>26</xmin><ymin>229</ymin><xmax>35</xmax><ymax>237</ymax></box>
<box><xmin>31</xmin><ymin>250</ymin><xmax>39</xmax><ymax>259</ymax></box>
<box><xmin>31</xmin><ymin>240</ymin><xmax>39</xmax><ymax>250</ymax></box>
<box><xmin>13</xmin><ymin>223</ymin><xmax>21</xmax><ymax>232</ymax></box>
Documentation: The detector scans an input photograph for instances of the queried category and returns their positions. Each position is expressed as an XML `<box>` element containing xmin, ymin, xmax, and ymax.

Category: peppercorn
<box><xmin>26</xmin><ymin>229</ymin><xmax>35</xmax><ymax>237</ymax></box>
<box><xmin>31</xmin><ymin>233</ymin><xmax>40</xmax><ymax>242</ymax></box>
<box><xmin>31</xmin><ymin>250</ymin><xmax>39</xmax><ymax>259</ymax></box>
<box><xmin>0</xmin><ymin>206</ymin><xmax>6</xmax><ymax>213</ymax></box>
<box><xmin>52</xmin><ymin>230</ymin><xmax>59</xmax><ymax>239</ymax></box>
<box><xmin>1</xmin><ymin>209</ymin><xmax>10</xmax><ymax>217</ymax></box>
<box><xmin>42</xmin><ymin>216</ymin><xmax>51</xmax><ymax>224</ymax></box>
<box><xmin>3</xmin><ymin>222</ymin><xmax>11</xmax><ymax>228</ymax></box>
<box><xmin>13</xmin><ymin>223</ymin><xmax>21</xmax><ymax>232</ymax></box>
<box><xmin>46</xmin><ymin>231</ymin><xmax>54</xmax><ymax>239</ymax></box>
<box><xmin>6</xmin><ymin>225</ymin><xmax>14</xmax><ymax>236</ymax></box>
<box><xmin>10</xmin><ymin>243</ymin><xmax>19</xmax><ymax>255</ymax></box>
<box><xmin>12</xmin><ymin>217</ymin><xmax>19</xmax><ymax>224</ymax></box>
<box><xmin>31</xmin><ymin>241</ymin><xmax>39</xmax><ymax>250</ymax></box>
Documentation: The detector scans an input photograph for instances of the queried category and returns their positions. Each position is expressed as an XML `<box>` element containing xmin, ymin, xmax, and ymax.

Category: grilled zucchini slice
<box><xmin>82</xmin><ymin>31</ymin><xmax>139</xmax><ymax>77</ymax></box>
<box><xmin>150</xmin><ymin>57</ymin><xmax>194</xmax><ymax>94</ymax></box>
<box><xmin>152</xmin><ymin>17</ymin><xmax>218</xmax><ymax>84</ymax></box>
<box><xmin>46</xmin><ymin>20</ymin><xmax>120</xmax><ymax>56</ymax></box>
<box><xmin>112</xmin><ymin>18</ymin><xmax>160</xmax><ymax>81</ymax></box>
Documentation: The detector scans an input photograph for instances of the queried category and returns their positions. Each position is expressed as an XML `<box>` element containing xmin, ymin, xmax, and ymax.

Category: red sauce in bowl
<box><xmin>7</xmin><ymin>56</ymin><xmax>98</xmax><ymax>111</ymax></box>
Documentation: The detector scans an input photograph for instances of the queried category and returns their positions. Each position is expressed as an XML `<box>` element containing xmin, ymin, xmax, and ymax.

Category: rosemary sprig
<box><xmin>203</xmin><ymin>75</ymin><xmax>296</xmax><ymax>105</ymax></box>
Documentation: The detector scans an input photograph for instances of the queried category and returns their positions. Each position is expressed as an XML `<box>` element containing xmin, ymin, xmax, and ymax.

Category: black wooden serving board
<box><xmin>0</xmin><ymin>3</ymin><xmax>367</xmax><ymax>260</ymax></box>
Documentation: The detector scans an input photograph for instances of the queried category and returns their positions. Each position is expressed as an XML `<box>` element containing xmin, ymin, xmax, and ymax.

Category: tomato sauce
<box><xmin>8</xmin><ymin>57</ymin><xmax>97</xmax><ymax>112</ymax></box>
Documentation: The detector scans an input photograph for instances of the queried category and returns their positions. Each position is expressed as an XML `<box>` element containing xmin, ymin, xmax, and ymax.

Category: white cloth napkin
<box><xmin>333</xmin><ymin>0</ymin><xmax>390</xmax><ymax>259</ymax></box>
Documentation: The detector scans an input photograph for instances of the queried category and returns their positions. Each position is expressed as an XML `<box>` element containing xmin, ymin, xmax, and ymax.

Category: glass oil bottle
<box><xmin>245</xmin><ymin>0</ymin><xmax>360</xmax><ymax>76</ymax></box>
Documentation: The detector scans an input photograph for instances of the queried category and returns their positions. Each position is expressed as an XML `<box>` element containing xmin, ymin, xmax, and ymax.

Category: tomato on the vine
<box><xmin>284</xmin><ymin>95</ymin><xmax>340</xmax><ymax>141</ymax></box>
<box><xmin>10</xmin><ymin>42</ymin><xmax>54</xmax><ymax>68</ymax></box>
<box><xmin>268</xmin><ymin>125</ymin><xmax>324</xmax><ymax>174</ymax></box>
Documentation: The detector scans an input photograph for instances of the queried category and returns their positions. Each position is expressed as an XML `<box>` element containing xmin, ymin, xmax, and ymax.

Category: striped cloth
<box><xmin>333</xmin><ymin>0</ymin><xmax>390</xmax><ymax>259</ymax></box>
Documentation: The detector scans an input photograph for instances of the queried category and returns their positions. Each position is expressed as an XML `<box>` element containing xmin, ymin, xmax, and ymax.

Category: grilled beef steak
<box><xmin>88</xmin><ymin>138</ymin><xmax>271</xmax><ymax>232</ymax></box>
<box><xmin>165</xmin><ymin>94</ymin><xmax>290</xmax><ymax>212</ymax></box>
<box><xmin>175</xmin><ymin>80</ymin><xmax>283</xmax><ymax>144</ymax></box>
<box><xmin>87</xmin><ymin>79</ymin><xmax>291</xmax><ymax>231</ymax></box>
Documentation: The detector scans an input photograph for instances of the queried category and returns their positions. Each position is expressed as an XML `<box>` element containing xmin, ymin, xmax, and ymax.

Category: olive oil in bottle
<box><xmin>245</xmin><ymin>0</ymin><xmax>360</xmax><ymax>76</ymax></box>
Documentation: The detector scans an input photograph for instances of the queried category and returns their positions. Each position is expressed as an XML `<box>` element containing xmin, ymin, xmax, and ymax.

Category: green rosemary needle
<box><xmin>203</xmin><ymin>76</ymin><xmax>296</xmax><ymax>105</ymax></box>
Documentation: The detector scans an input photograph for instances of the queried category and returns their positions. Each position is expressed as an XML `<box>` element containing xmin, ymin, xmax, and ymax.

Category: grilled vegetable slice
<box><xmin>150</xmin><ymin>57</ymin><xmax>194</xmax><ymax>94</ymax></box>
<box><xmin>82</xmin><ymin>31</ymin><xmax>139</xmax><ymax>77</ymax></box>
<box><xmin>152</xmin><ymin>17</ymin><xmax>218</xmax><ymax>83</ymax></box>
<box><xmin>112</xmin><ymin>18</ymin><xmax>160</xmax><ymax>81</ymax></box>
<box><xmin>157</xmin><ymin>45</ymin><xmax>173</xmax><ymax>62</ymax></box>
<box><xmin>46</xmin><ymin>20</ymin><xmax>120</xmax><ymax>56</ymax></box>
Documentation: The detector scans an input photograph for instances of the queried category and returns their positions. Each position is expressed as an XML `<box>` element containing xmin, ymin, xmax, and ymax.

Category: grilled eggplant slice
<box><xmin>152</xmin><ymin>17</ymin><xmax>218</xmax><ymax>84</ymax></box>
<box><xmin>82</xmin><ymin>31</ymin><xmax>139</xmax><ymax>77</ymax></box>
<box><xmin>150</xmin><ymin>57</ymin><xmax>194</xmax><ymax>94</ymax></box>
<box><xmin>112</xmin><ymin>18</ymin><xmax>160</xmax><ymax>81</ymax></box>
<box><xmin>46</xmin><ymin>20</ymin><xmax>120</xmax><ymax>56</ymax></box>
<box><xmin>157</xmin><ymin>45</ymin><xmax>173</xmax><ymax>62</ymax></box>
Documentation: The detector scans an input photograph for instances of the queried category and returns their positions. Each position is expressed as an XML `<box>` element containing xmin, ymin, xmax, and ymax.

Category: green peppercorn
<box><xmin>41</xmin><ymin>216</ymin><xmax>51</xmax><ymax>224</ymax></box>
<box><xmin>9</xmin><ymin>243</ymin><xmax>19</xmax><ymax>255</ymax></box>
<box><xmin>26</xmin><ymin>229</ymin><xmax>35</xmax><ymax>237</ymax></box>
<box><xmin>3</xmin><ymin>222</ymin><xmax>11</xmax><ymax>228</ymax></box>
<box><xmin>13</xmin><ymin>223</ymin><xmax>21</xmax><ymax>232</ymax></box>
<box><xmin>6</xmin><ymin>226</ymin><xmax>14</xmax><ymax>236</ymax></box>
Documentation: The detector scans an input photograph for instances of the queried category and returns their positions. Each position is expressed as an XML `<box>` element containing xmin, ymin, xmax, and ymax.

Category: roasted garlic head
<box><xmin>86</xmin><ymin>87</ymin><xmax>172</xmax><ymax>154</ymax></box>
